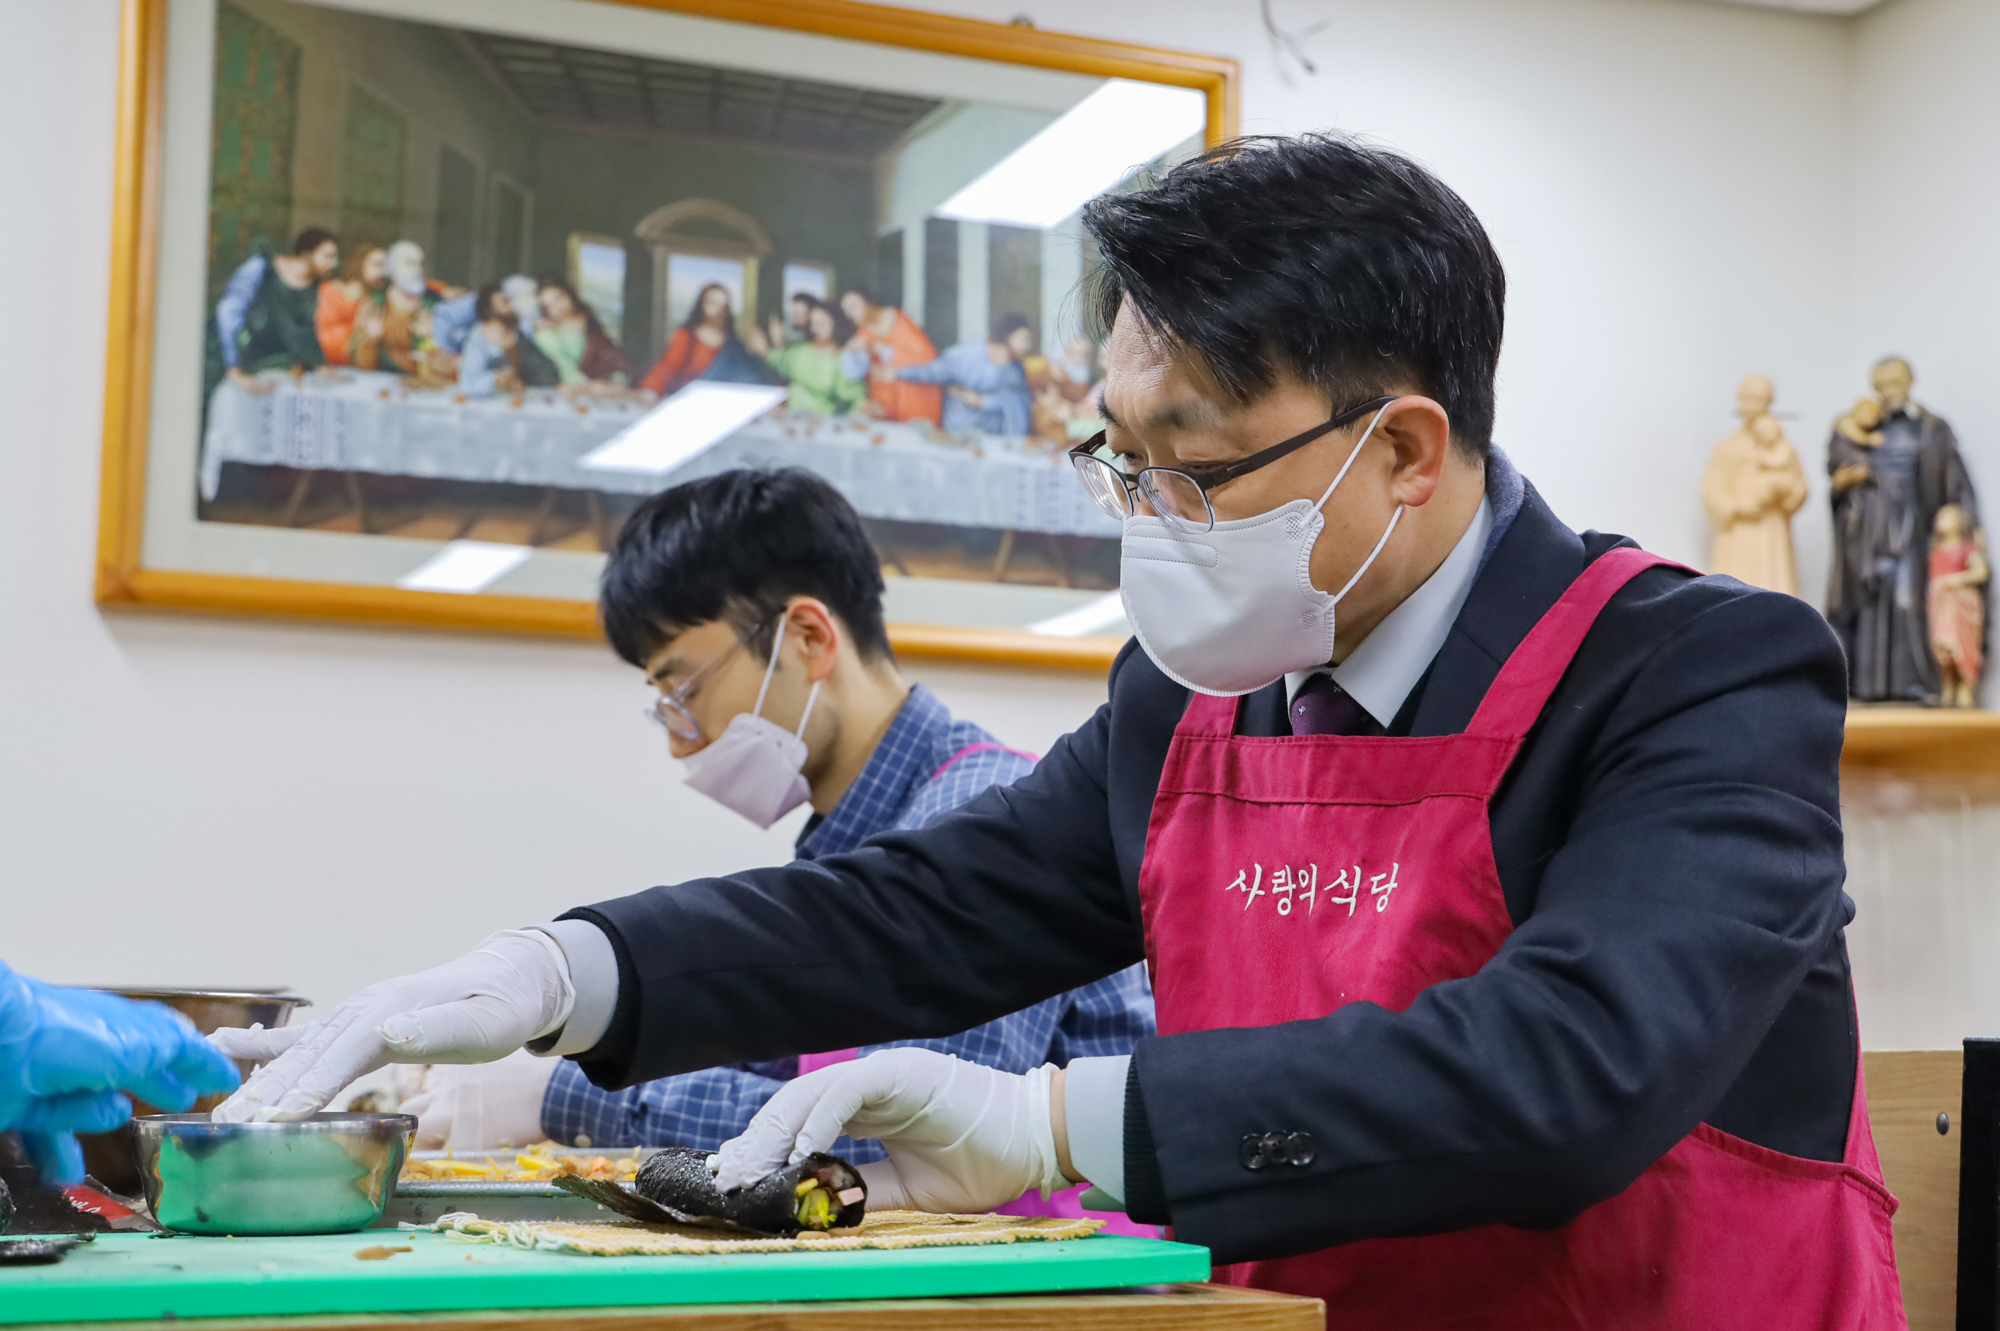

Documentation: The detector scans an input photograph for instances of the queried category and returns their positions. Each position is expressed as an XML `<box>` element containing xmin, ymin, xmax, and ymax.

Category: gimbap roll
<box><xmin>637</xmin><ymin>1147</ymin><xmax>866</xmax><ymax>1235</ymax></box>
<box><xmin>553</xmin><ymin>1147</ymin><xmax>866</xmax><ymax>1237</ymax></box>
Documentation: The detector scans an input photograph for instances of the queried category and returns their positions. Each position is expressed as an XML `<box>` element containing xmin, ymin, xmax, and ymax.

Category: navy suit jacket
<box><xmin>567</xmin><ymin>473</ymin><xmax>1854</xmax><ymax>1265</ymax></box>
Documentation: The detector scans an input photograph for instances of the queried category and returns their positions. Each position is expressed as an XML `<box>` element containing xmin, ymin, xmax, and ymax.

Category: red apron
<box><xmin>1137</xmin><ymin>547</ymin><xmax>1905</xmax><ymax>1328</ymax></box>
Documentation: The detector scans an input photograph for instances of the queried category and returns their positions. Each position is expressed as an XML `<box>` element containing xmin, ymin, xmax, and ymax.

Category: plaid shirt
<box><xmin>543</xmin><ymin>685</ymin><xmax>1156</xmax><ymax>1159</ymax></box>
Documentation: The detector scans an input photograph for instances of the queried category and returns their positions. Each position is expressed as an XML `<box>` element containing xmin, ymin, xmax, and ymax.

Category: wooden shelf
<box><xmin>1843</xmin><ymin>707</ymin><xmax>2000</xmax><ymax>776</ymax></box>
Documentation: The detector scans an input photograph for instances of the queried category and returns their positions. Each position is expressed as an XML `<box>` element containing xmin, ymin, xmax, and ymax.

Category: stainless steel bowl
<box><xmin>79</xmin><ymin>990</ymin><xmax>311</xmax><ymax>1194</ymax></box>
<box><xmin>96</xmin><ymin>989</ymin><xmax>311</xmax><ymax>1043</ymax></box>
<box><xmin>131</xmin><ymin>1113</ymin><xmax>416</xmax><ymax>1236</ymax></box>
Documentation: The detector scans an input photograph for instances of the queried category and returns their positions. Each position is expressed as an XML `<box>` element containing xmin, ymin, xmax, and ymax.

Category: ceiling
<box><xmin>1697</xmin><ymin>0</ymin><xmax>1884</xmax><ymax>13</ymax></box>
<box><xmin>460</xmin><ymin>32</ymin><xmax>944</xmax><ymax>159</ymax></box>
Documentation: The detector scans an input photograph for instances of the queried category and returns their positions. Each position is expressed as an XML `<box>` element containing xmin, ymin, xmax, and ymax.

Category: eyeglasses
<box><xmin>641</xmin><ymin>618</ymin><xmax>776</xmax><ymax>743</ymax></box>
<box><xmin>1067</xmin><ymin>396</ymin><xmax>1398</xmax><ymax>533</ymax></box>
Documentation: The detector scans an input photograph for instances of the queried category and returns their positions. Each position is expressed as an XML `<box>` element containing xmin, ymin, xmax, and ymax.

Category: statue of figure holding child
<box><xmin>1703</xmin><ymin>373</ymin><xmax>1807</xmax><ymax>595</ymax></box>
<box><xmin>1826</xmin><ymin>357</ymin><xmax>1983</xmax><ymax>704</ymax></box>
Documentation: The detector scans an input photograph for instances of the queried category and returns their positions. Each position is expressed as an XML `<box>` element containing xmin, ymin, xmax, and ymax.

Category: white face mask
<box><xmin>1118</xmin><ymin>402</ymin><xmax>1402</xmax><ymax>697</ymax></box>
<box><xmin>682</xmin><ymin>619</ymin><xmax>822</xmax><ymax>828</ymax></box>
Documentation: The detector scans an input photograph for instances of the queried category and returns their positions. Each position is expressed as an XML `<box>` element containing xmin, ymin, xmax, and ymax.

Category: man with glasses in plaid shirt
<box><xmin>394</xmin><ymin>466</ymin><xmax>1153</xmax><ymax>1227</ymax></box>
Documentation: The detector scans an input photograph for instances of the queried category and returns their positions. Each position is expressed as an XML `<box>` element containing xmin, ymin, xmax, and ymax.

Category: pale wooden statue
<box><xmin>1702</xmin><ymin>373</ymin><xmax>1808</xmax><ymax>594</ymax></box>
<box><xmin>1928</xmin><ymin>503</ymin><xmax>1988</xmax><ymax>708</ymax></box>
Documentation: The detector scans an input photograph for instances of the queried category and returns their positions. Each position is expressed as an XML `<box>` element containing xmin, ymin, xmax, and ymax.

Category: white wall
<box><xmin>1843</xmin><ymin>774</ymin><xmax>2000</xmax><ymax>1049</ymax></box>
<box><xmin>1852</xmin><ymin>0</ymin><xmax>2000</xmax><ymax>528</ymax></box>
<box><xmin>0</xmin><ymin>0</ymin><xmax>1976</xmax><ymax>1014</ymax></box>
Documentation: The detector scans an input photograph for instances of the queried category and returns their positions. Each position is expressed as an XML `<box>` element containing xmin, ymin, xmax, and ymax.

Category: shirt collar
<box><xmin>1285</xmin><ymin>492</ymin><xmax>1494</xmax><ymax>728</ymax></box>
<box><xmin>795</xmin><ymin>684</ymin><xmax>954</xmax><ymax>860</ymax></box>
<box><xmin>1479</xmin><ymin>445</ymin><xmax>1523</xmax><ymax>573</ymax></box>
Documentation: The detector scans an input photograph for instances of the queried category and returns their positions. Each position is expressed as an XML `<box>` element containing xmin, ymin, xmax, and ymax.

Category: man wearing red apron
<box><xmin>1136</xmin><ymin>543</ymin><xmax>1898</xmax><ymax>1324</ymax></box>
<box><xmin>216</xmin><ymin>135</ymin><xmax>1896</xmax><ymax>1326</ymax></box>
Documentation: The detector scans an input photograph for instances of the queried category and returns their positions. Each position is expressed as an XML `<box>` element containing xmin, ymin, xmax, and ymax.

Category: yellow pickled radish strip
<box><xmin>795</xmin><ymin>1185</ymin><xmax>837</xmax><ymax>1229</ymax></box>
<box><xmin>398</xmin><ymin>1142</ymin><xmax>643</xmax><ymax>1182</ymax></box>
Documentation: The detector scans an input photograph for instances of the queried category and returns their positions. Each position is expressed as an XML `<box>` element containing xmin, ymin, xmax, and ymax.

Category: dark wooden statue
<box><xmin>1826</xmin><ymin>357</ymin><xmax>1982</xmax><ymax>704</ymax></box>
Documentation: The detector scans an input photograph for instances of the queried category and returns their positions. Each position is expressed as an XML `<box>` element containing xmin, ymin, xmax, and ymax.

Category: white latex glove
<box><xmin>399</xmin><ymin>1048</ymin><xmax>557</xmax><ymax>1150</ymax></box>
<box><xmin>208</xmin><ymin>930</ymin><xmax>574</xmax><ymax>1123</ymax></box>
<box><xmin>714</xmin><ymin>1047</ymin><xmax>1067</xmax><ymax>1213</ymax></box>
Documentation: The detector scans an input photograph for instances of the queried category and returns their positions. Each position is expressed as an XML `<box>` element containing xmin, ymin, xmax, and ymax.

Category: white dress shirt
<box><xmin>526</xmin><ymin>919</ymin><xmax>622</xmax><ymax>1057</ymax></box>
<box><xmin>1286</xmin><ymin>495</ymin><xmax>1494</xmax><ymax>727</ymax></box>
<box><xmin>1065</xmin><ymin>495</ymin><xmax>1494</xmax><ymax>1203</ymax></box>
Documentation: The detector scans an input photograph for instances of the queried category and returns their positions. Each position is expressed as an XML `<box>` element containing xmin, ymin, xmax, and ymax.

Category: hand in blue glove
<box><xmin>0</xmin><ymin>962</ymin><xmax>241</xmax><ymax>1185</ymax></box>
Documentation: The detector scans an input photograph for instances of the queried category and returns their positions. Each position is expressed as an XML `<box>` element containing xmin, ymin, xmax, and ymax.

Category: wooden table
<box><xmin>1865</xmin><ymin>1049</ymin><xmax>1962</xmax><ymax>1331</ymax></box>
<box><xmin>18</xmin><ymin>1284</ymin><xmax>1323</xmax><ymax>1331</ymax></box>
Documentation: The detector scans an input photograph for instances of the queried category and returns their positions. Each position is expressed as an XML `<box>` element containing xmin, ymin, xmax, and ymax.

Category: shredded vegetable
<box><xmin>399</xmin><ymin>1141</ymin><xmax>643</xmax><ymax>1183</ymax></box>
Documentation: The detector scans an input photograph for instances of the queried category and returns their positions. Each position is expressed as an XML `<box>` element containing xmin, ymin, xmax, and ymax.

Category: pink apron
<box><xmin>798</xmin><ymin>741</ymin><xmax>1157</xmax><ymax>1237</ymax></box>
<box><xmin>1137</xmin><ymin>547</ymin><xmax>1905</xmax><ymax>1328</ymax></box>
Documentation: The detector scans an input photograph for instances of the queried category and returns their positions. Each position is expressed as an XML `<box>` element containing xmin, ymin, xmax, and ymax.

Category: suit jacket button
<box><xmin>1240</xmin><ymin>1134</ymin><xmax>1270</xmax><ymax>1170</ymax></box>
<box><xmin>1282</xmin><ymin>1131</ymin><xmax>1316</xmax><ymax>1166</ymax></box>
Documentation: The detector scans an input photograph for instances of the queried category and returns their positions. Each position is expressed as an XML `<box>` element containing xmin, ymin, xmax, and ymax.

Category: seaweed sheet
<box><xmin>553</xmin><ymin>1148</ymin><xmax>864</xmax><ymax>1237</ymax></box>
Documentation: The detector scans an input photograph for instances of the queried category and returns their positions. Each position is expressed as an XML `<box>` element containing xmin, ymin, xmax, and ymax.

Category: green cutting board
<box><xmin>0</xmin><ymin>1230</ymin><xmax>1210</xmax><ymax>1323</ymax></box>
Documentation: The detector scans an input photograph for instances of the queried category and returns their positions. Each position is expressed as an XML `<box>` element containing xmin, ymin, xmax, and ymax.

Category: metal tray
<box><xmin>379</xmin><ymin>1147</ymin><xmax>659</xmax><ymax>1228</ymax></box>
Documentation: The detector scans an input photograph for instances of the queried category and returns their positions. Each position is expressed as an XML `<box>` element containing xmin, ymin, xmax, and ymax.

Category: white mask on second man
<box><xmin>682</xmin><ymin>617</ymin><xmax>821</xmax><ymax>828</ymax></box>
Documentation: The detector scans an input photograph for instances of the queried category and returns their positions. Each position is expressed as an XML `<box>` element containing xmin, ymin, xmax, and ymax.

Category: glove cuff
<box><xmin>479</xmin><ymin>929</ymin><xmax>576</xmax><ymax>1041</ymax></box>
<box><xmin>1022</xmin><ymin>1063</ymin><xmax>1067</xmax><ymax>1201</ymax></box>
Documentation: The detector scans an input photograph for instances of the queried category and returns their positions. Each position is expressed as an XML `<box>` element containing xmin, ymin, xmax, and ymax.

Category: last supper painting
<box><xmin>119</xmin><ymin>0</ymin><xmax>1222</xmax><ymax>648</ymax></box>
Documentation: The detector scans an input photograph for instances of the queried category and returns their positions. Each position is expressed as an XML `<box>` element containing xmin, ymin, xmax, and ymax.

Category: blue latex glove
<box><xmin>0</xmin><ymin>962</ymin><xmax>241</xmax><ymax>1185</ymax></box>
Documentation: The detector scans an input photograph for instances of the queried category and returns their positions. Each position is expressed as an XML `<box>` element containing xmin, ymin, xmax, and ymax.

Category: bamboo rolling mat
<box><xmin>425</xmin><ymin>1209</ymin><xmax>1104</xmax><ymax>1257</ymax></box>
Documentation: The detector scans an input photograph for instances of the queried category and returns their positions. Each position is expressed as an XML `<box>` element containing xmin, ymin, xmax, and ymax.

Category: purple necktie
<box><xmin>1289</xmin><ymin>673</ymin><xmax>1385</xmax><ymax>736</ymax></box>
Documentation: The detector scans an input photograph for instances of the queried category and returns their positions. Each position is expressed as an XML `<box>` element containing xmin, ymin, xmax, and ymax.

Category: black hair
<box><xmin>473</xmin><ymin>282</ymin><xmax>513</xmax><ymax>324</ymax></box>
<box><xmin>601</xmin><ymin>467</ymin><xmax>892</xmax><ymax>668</ymax></box>
<box><xmin>1081</xmin><ymin>134</ymin><xmax>1505</xmax><ymax>458</ymax></box>
<box><xmin>293</xmin><ymin>227</ymin><xmax>338</xmax><ymax>256</ymax></box>
<box><xmin>991</xmin><ymin>313</ymin><xmax>1033</xmax><ymax>345</ymax></box>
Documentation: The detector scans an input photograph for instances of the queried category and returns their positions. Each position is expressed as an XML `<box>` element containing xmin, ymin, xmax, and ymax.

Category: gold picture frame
<box><xmin>93</xmin><ymin>0</ymin><xmax>1238</xmax><ymax>669</ymax></box>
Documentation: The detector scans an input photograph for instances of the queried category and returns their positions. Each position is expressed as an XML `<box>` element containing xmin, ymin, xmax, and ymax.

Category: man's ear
<box><xmin>783</xmin><ymin>598</ymin><xmax>843</xmax><ymax>683</ymax></box>
<box><xmin>1379</xmin><ymin>396</ymin><xmax>1455</xmax><ymax>509</ymax></box>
